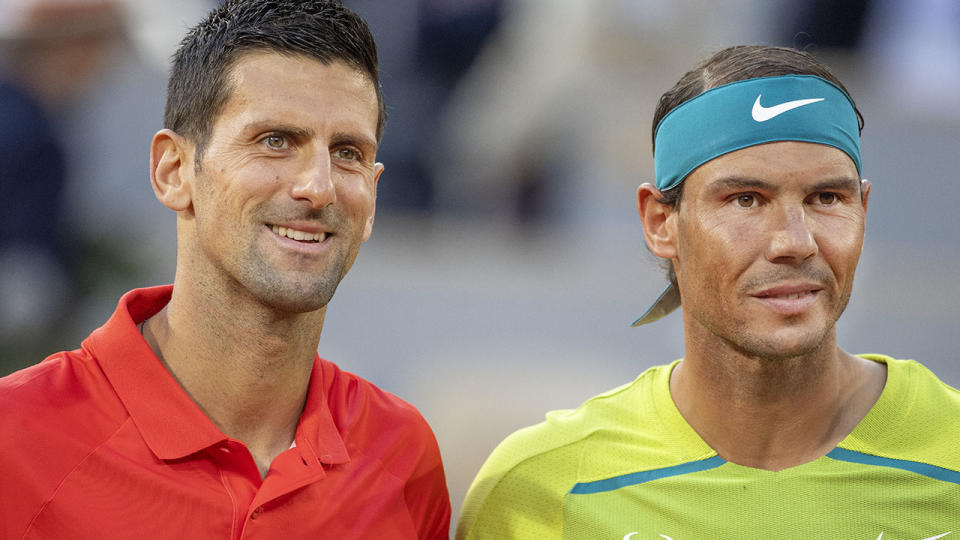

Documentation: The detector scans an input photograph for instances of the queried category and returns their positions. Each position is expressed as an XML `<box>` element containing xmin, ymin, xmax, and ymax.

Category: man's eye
<box><xmin>736</xmin><ymin>194</ymin><xmax>756</xmax><ymax>207</ymax></box>
<box><xmin>817</xmin><ymin>192</ymin><xmax>838</xmax><ymax>205</ymax></box>
<box><xmin>264</xmin><ymin>135</ymin><xmax>286</xmax><ymax>149</ymax></box>
<box><xmin>334</xmin><ymin>148</ymin><xmax>360</xmax><ymax>161</ymax></box>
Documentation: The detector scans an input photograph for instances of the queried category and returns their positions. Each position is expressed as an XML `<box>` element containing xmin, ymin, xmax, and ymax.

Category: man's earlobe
<box><xmin>637</xmin><ymin>183</ymin><xmax>678</xmax><ymax>259</ymax></box>
<box><xmin>150</xmin><ymin>129</ymin><xmax>194</xmax><ymax>211</ymax></box>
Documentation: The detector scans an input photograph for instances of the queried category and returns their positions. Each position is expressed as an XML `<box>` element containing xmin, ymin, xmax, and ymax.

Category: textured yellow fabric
<box><xmin>457</xmin><ymin>355</ymin><xmax>960</xmax><ymax>539</ymax></box>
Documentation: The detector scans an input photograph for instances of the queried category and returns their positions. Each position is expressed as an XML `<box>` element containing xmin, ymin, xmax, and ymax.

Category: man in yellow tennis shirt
<box><xmin>458</xmin><ymin>45</ymin><xmax>960</xmax><ymax>539</ymax></box>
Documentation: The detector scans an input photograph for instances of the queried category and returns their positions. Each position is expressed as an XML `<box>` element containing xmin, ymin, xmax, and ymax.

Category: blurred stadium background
<box><xmin>2</xmin><ymin>0</ymin><xmax>958</xmax><ymax>527</ymax></box>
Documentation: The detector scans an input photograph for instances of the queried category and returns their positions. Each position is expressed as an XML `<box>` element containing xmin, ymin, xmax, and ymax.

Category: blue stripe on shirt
<box><xmin>569</xmin><ymin>455</ymin><xmax>726</xmax><ymax>495</ymax></box>
<box><xmin>827</xmin><ymin>447</ymin><xmax>960</xmax><ymax>485</ymax></box>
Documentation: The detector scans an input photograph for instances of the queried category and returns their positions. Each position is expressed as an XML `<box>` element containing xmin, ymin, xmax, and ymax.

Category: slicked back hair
<box><xmin>649</xmin><ymin>45</ymin><xmax>865</xmax><ymax>287</ymax></box>
<box><xmin>164</xmin><ymin>0</ymin><xmax>385</xmax><ymax>165</ymax></box>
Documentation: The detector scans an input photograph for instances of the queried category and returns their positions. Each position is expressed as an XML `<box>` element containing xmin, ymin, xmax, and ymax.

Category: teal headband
<box><xmin>653</xmin><ymin>74</ymin><xmax>861</xmax><ymax>191</ymax></box>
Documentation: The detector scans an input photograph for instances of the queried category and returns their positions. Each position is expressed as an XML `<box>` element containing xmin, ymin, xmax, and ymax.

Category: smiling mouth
<box><xmin>755</xmin><ymin>290</ymin><xmax>818</xmax><ymax>300</ymax></box>
<box><xmin>270</xmin><ymin>225</ymin><xmax>327</xmax><ymax>243</ymax></box>
<box><xmin>749</xmin><ymin>286</ymin><xmax>822</xmax><ymax>315</ymax></box>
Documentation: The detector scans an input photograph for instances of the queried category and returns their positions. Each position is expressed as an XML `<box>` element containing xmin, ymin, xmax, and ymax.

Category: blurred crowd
<box><xmin>1</xmin><ymin>0</ymin><xmax>958</xmax><ymax>370</ymax></box>
<box><xmin>2</xmin><ymin>0</ymin><xmax>959</xmax><ymax>526</ymax></box>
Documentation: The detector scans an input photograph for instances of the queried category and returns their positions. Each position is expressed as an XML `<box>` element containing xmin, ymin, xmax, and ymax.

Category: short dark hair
<box><xmin>164</xmin><ymin>0</ymin><xmax>385</xmax><ymax>163</ymax></box>
<box><xmin>650</xmin><ymin>45</ymin><xmax>865</xmax><ymax>286</ymax></box>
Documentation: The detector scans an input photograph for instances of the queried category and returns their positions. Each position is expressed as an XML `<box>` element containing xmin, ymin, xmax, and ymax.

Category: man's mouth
<box><xmin>755</xmin><ymin>290</ymin><xmax>817</xmax><ymax>300</ymax></box>
<box><xmin>270</xmin><ymin>225</ymin><xmax>326</xmax><ymax>243</ymax></box>
<box><xmin>749</xmin><ymin>283</ymin><xmax>822</xmax><ymax>315</ymax></box>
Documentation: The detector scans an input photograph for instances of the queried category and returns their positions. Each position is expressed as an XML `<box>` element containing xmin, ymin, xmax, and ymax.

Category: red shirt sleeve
<box><xmin>403</xmin><ymin>418</ymin><xmax>452</xmax><ymax>539</ymax></box>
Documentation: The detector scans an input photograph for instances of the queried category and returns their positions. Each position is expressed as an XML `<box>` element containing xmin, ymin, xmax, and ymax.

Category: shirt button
<box><xmin>251</xmin><ymin>507</ymin><xmax>263</xmax><ymax>520</ymax></box>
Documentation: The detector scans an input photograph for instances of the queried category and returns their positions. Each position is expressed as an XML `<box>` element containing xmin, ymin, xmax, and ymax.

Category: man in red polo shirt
<box><xmin>0</xmin><ymin>1</ymin><xmax>450</xmax><ymax>538</ymax></box>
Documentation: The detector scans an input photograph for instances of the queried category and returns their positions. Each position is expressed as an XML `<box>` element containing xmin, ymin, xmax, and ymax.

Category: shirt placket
<box><xmin>209</xmin><ymin>439</ymin><xmax>263</xmax><ymax>540</ymax></box>
<box><xmin>232</xmin><ymin>443</ymin><xmax>330</xmax><ymax>538</ymax></box>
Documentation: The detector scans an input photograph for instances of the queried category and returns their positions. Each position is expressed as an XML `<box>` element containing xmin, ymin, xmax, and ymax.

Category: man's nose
<box><xmin>765</xmin><ymin>204</ymin><xmax>818</xmax><ymax>263</ymax></box>
<box><xmin>290</xmin><ymin>151</ymin><xmax>336</xmax><ymax>208</ymax></box>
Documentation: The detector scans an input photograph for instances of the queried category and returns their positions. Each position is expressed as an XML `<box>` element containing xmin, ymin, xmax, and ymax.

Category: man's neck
<box><xmin>671</xmin><ymin>327</ymin><xmax>886</xmax><ymax>471</ymax></box>
<box><xmin>141</xmin><ymin>280</ymin><xmax>325</xmax><ymax>478</ymax></box>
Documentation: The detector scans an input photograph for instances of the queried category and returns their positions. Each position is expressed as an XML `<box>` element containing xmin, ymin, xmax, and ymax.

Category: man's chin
<box><xmin>728</xmin><ymin>326</ymin><xmax>832</xmax><ymax>361</ymax></box>
<box><xmin>267</xmin><ymin>295</ymin><xmax>334</xmax><ymax>315</ymax></box>
<box><xmin>242</xmin><ymin>275</ymin><xmax>340</xmax><ymax>315</ymax></box>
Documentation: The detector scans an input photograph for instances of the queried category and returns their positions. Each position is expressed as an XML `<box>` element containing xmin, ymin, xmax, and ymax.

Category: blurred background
<box><xmin>1</xmin><ymin>0</ymin><xmax>958</xmax><ymax>528</ymax></box>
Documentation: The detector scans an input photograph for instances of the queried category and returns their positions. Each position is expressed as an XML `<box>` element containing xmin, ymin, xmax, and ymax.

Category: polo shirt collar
<box><xmin>86</xmin><ymin>286</ymin><xmax>350</xmax><ymax>466</ymax></box>
<box><xmin>294</xmin><ymin>358</ymin><xmax>350</xmax><ymax>466</ymax></box>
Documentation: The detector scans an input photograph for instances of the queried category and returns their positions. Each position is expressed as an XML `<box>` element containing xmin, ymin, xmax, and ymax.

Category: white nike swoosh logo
<box><xmin>751</xmin><ymin>95</ymin><xmax>824</xmax><ymax>122</ymax></box>
<box><xmin>626</xmin><ymin>532</ymin><xmax>950</xmax><ymax>540</ymax></box>
<box><xmin>877</xmin><ymin>532</ymin><xmax>952</xmax><ymax>540</ymax></box>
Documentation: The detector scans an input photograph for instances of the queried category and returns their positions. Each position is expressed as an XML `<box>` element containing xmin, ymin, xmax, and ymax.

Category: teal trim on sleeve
<box><xmin>827</xmin><ymin>447</ymin><xmax>960</xmax><ymax>485</ymax></box>
<box><xmin>569</xmin><ymin>456</ymin><xmax>726</xmax><ymax>495</ymax></box>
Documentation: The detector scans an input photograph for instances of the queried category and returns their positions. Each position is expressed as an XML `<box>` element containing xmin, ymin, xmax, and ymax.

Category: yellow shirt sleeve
<box><xmin>456</xmin><ymin>420</ymin><xmax>585</xmax><ymax>539</ymax></box>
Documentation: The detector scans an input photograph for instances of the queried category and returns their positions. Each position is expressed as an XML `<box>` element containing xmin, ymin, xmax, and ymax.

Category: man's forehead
<box><xmin>226</xmin><ymin>50</ymin><xmax>375</xmax><ymax>93</ymax></box>
<box><xmin>691</xmin><ymin>141</ymin><xmax>860</xmax><ymax>190</ymax></box>
<box><xmin>216</xmin><ymin>51</ymin><xmax>379</xmax><ymax>131</ymax></box>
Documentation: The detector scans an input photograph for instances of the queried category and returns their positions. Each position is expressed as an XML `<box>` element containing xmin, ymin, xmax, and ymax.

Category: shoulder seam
<box><xmin>0</xmin><ymin>354</ymin><xmax>71</xmax><ymax>395</ymax></box>
<box><xmin>466</xmin><ymin>435</ymin><xmax>588</xmax><ymax>536</ymax></box>
<box><xmin>559</xmin><ymin>434</ymin><xmax>591</xmax><ymax>536</ymax></box>
<box><xmin>21</xmin><ymin>416</ymin><xmax>134</xmax><ymax>538</ymax></box>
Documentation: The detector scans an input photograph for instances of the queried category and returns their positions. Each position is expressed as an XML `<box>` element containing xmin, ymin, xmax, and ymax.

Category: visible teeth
<box><xmin>271</xmin><ymin>225</ymin><xmax>324</xmax><ymax>242</ymax></box>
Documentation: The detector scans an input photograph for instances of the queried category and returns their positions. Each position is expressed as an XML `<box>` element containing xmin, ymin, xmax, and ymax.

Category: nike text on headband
<box><xmin>633</xmin><ymin>74</ymin><xmax>862</xmax><ymax>327</ymax></box>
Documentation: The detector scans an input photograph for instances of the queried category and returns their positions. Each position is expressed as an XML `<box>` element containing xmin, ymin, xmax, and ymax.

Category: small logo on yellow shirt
<box><xmin>622</xmin><ymin>532</ymin><xmax>952</xmax><ymax>539</ymax></box>
<box><xmin>878</xmin><ymin>532</ymin><xmax>952</xmax><ymax>540</ymax></box>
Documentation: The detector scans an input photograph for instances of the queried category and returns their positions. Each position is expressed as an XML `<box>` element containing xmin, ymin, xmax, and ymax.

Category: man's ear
<box><xmin>361</xmin><ymin>162</ymin><xmax>384</xmax><ymax>242</ymax></box>
<box><xmin>637</xmin><ymin>183</ymin><xmax>678</xmax><ymax>259</ymax></box>
<box><xmin>150</xmin><ymin>129</ymin><xmax>194</xmax><ymax>212</ymax></box>
<box><xmin>860</xmin><ymin>178</ymin><xmax>871</xmax><ymax>214</ymax></box>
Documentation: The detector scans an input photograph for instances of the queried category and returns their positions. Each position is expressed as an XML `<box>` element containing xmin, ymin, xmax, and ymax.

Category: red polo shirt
<box><xmin>0</xmin><ymin>286</ymin><xmax>450</xmax><ymax>539</ymax></box>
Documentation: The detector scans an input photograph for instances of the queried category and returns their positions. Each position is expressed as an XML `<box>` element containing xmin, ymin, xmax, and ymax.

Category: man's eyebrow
<box><xmin>704</xmin><ymin>175</ymin><xmax>862</xmax><ymax>196</ymax></box>
<box><xmin>242</xmin><ymin>123</ymin><xmax>378</xmax><ymax>152</ymax></box>
<box><xmin>330</xmin><ymin>131</ymin><xmax>378</xmax><ymax>152</ymax></box>
<box><xmin>245</xmin><ymin>121</ymin><xmax>315</xmax><ymax>139</ymax></box>
<box><xmin>704</xmin><ymin>176</ymin><xmax>778</xmax><ymax>196</ymax></box>
<box><xmin>811</xmin><ymin>176</ymin><xmax>861</xmax><ymax>192</ymax></box>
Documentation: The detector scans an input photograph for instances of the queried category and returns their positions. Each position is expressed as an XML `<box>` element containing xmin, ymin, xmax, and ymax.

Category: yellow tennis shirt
<box><xmin>458</xmin><ymin>355</ymin><xmax>960</xmax><ymax>539</ymax></box>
